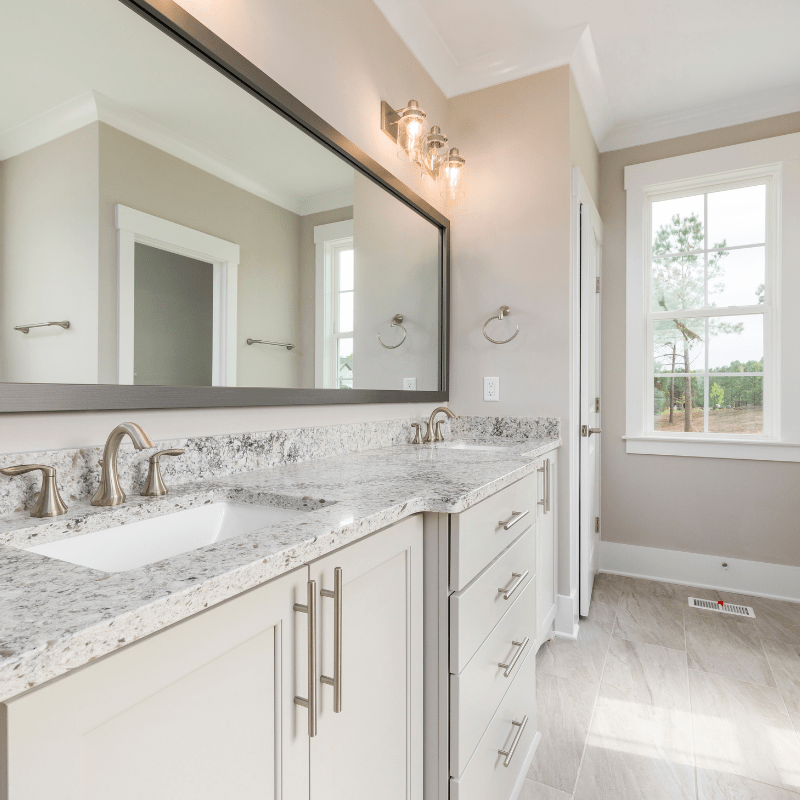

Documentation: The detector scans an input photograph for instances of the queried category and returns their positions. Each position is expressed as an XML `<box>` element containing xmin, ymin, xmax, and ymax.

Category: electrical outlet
<box><xmin>484</xmin><ymin>377</ymin><xmax>499</xmax><ymax>402</ymax></box>
<box><xmin>403</xmin><ymin>377</ymin><xmax>416</xmax><ymax>391</ymax></box>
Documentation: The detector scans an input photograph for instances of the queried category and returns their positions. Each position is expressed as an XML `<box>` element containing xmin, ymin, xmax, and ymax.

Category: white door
<box><xmin>309</xmin><ymin>515</ymin><xmax>424</xmax><ymax>800</ymax></box>
<box><xmin>5</xmin><ymin>567</ymin><xmax>309</xmax><ymax>800</ymax></box>
<box><xmin>579</xmin><ymin>201</ymin><xmax>603</xmax><ymax>617</ymax></box>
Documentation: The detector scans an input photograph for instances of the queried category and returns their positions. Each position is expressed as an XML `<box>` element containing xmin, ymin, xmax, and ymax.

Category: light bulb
<box><xmin>396</xmin><ymin>100</ymin><xmax>426</xmax><ymax>163</ymax></box>
<box><xmin>438</xmin><ymin>148</ymin><xmax>466</xmax><ymax>199</ymax></box>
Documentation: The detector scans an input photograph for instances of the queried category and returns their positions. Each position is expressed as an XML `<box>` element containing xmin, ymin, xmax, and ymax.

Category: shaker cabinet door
<box><xmin>309</xmin><ymin>514</ymin><xmax>424</xmax><ymax>800</ymax></box>
<box><xmin>3</xmin><ymin>567</ymin><xmax>310</xmax><ymax>800</ymax></box>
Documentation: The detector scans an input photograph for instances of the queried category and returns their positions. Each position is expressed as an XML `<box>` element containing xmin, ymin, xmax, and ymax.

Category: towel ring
<box><xmin>378</xmin><ymin>314</ymin><xmax>407</xmax><ymax>349</ymax></box>
<box><xmin>483</xmin><ymin>305</ymin><xmax>519</xmax><ymax>345</ymax></box>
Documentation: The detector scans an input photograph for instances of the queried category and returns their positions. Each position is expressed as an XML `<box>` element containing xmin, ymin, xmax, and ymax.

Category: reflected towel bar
<box><xmin>14</xmin><ymin>320</ymin><xmax>70</xmax><ymax>334</ymax></box>
<box><xmin>247</xmin><ymin>338</ymin><xmax>295</xmax><ymax>351</ymax></box>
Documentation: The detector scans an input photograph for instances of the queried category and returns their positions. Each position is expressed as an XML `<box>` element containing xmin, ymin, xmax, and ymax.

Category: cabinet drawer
<box><xmin>450</xmin><ymin>474</ymin><xmax>536</xmax><ymax>591</ymax></box>
<box><xmin>449</xmin><ymin>577</ymin><xmax>536</xmax><ymax>778</ymax></box>
<box><xmin>449</xmin><ymin>527</ymin><xmax>535</xmax><ymax>673</ymax></box>
<box><xmin>449</xmin><ymin>640</ymin><xmax>538</xmax><ymax>800</ymax></box>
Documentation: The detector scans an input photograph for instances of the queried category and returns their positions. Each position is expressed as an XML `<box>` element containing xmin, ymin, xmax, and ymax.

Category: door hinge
<box><xmin>595</xmin><ymin>396</ymin><xmax>600</xmax><ymax>413</ymax></box>
<box><xmin>595</xmin><ymin>277</ymin><xmax>600</xmax><ymax>293</ymax></box>
<box><xmin>595</xmin><ymin>516</ymin><xmax>600</xmax><ymax>533</ymax></box>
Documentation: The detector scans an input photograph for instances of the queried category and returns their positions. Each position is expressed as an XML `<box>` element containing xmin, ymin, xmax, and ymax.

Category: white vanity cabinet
<box><xmin>1</xmin><ymin>515</ymin><xmax>424</xmax><ymax>800</ymax></box>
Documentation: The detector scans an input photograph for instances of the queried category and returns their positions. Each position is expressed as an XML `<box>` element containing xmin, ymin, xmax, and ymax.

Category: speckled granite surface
<box><xmin>0</xmin><ymin>421</ymin><xmax>559</xmax><ymax>703</ymax></box>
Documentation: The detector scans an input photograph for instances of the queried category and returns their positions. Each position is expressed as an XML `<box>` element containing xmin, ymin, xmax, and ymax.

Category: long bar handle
<box><xmin>498</xmin><ymin>570</ymin><xmax>529</xmax><ymax>600</ymax></box>
<box><xmin>498</xmin><ymin>715</ymin><xmax>528</xmax><ymax>767</ymax></box>
<box><xmin>294</xmin><ymin>579</ymin><xmax>317</xmax><ymax>737</ymax></box>
<box><xmin>498</xmin><ymin>509</ymin><xmax>529</xmax><ymax>530</ymax></box>
<box><xmin>545</xmin><ymin>457</ymin><xmax>551</xmax><ymax>514</ymax></box>
<box><xmin>320</xmin><ymin>567</ymin><xmax>343</xmax><ymax>713</ymax></box>
<box><xmin>498</xmin><ymin>637</ymin><xmax>530</xmax><ymax>678</ymax></box>
<box><xmin>14</xmin><ymin>320</ymin><xmax>70</xmax><ymax>334</ymax></box>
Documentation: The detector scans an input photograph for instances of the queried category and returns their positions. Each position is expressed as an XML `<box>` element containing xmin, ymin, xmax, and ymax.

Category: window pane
<box><xmin>708</xmin><ymin>377</ymin><xmax>763</xmax><ymax>434</ymax></box>
<box><xmin>653</xmin><ymin>318</ymin><xmax>704</xmax><ymax>374</ymax></box>
<box><xmin>653</xmin><ymin>376</ymin><xmax>704</xmax><ymax>433</ymax></box>
<box><xmin>338</xmin><ymin>249</ymin><xmax>354</xmax><ymax>291</ymax></box>
<box><xmin>708</xmin><ymin>315</ymin><xmax>763</xmax><ymax>372</ymax></box>
<box><xmin>652</xmin><ymin>194</ymin><xmax>704</xmax><ymax>254</ymax></box>
<box><xmin>337</xmin><ymin>337</ymin><xmax>353</xmax><ymax>389</ymax></box>
<box><xmin>338</xmin><ymin>290</ymin><xmax>353</xmax><ymax>333</ymax></box>
<box><xmin>707</xmin><ymin>184</ymin><xmax>766</xmax><ymax>249</ymax></box>
<box><xmin>651</xmin><ymin>254</ymin><xmax>705</xmax><ymax>311</ymax></box>
<box><xmin>708</xmin><ymin>247</ymin><xmax>765</xmax><ymax>308</ymax></box>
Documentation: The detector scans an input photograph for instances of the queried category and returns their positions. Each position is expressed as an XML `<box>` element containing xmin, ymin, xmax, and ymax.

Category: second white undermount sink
<box><xmin>25</xmin><ymin>501</ymin><xmax>304</xmax><ymax>573</ymax></box>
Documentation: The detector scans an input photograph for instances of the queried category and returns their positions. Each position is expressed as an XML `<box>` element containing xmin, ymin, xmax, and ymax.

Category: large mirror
<box><xmin>0</xmin><ymin>0</ymin><xmax>448</xmax><ymax>411</ymax></box>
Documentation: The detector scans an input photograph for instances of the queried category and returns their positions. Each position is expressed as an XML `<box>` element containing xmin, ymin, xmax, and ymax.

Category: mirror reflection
<box><xmin>0</xmin><ymin>0</ymin><xmax>442</xmax><ymax>392</ymax></box>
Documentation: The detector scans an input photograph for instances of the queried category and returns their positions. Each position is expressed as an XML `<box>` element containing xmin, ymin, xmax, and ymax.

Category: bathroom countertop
<box><xmin>0</xmin><ymin>436</ymin><xmax>559</xmax><ymax>702</ymax></box>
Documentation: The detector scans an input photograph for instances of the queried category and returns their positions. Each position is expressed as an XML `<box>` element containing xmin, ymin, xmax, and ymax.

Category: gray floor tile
<box><xmin>527</xmin><ymin>670</ymin><xmax>597</xmax><ymax>794</ymax></box>
<box><xmin>572</xmin><ymin>706</ymin><xmax>695</xmax><ymax>800</ymax></box>
<box><xmin>538</xmin><ymin>618</ymin><xmax>613</xmax><ymax>685</ymax></box>
<box><xmin>751</xmin><ymin>598</ymin><xmax>800</xmax><ymax>647</ymax></box>
<box><xmin>685</xmin><ymin>610</ymin><xmax>775</xmax><ymax>687</ymax></box>
<box><xmin>613</xmin><ymin>593</ymin><xmax>686</xmax><ymax>651</ymax></box>
<box><xmin>689</xmin><ymin>669</ymin><xmax>800</xmax><ymax>793</ymax></box>
<box><xmin>697</xmin><ymin>768</ymin><xmax>800</xmax><ymax>799</ymax></box>
<box><xmin>519</xmin><ymin>778</ymin><xmax>574</xmax><ymax>800</ymax></box>
<box><xmin>762</xmin><ymin>639</ymin><xmax>800</xmax><ymax>715</ymax></box>
<box><xmin>597</xmin><ymin>637</ymin><xmax>691</xmax><ymax>730</ymax></box>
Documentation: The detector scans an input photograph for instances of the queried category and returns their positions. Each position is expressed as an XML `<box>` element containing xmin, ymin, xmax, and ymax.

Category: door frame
<box><xmin>116</xmin><ymin>204</ymin><xmax>239</xmax><ymax>386</ymax></box>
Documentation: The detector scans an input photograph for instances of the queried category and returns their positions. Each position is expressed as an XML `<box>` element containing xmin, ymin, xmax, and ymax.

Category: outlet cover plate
<box><xmin>403</xmin><ymin>378</ymin><xmax>416</xmax><ymax>391</ymax></box>
<box><xmin>484</xmin><ymin>377</ymin><xmax>499</xmax><ymax>402</ymax></box>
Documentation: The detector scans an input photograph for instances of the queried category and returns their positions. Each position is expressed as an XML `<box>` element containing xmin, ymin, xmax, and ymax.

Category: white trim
<box><xmin>623</xmin><ymin>436</ymin><xmax>800</xmax><ymax>462</ymax></box>
<box><xmin>600</xmin><ymin>541</ymin><xmax>800</xmax><ymax>604</ymax></box>
<box><xmin>553</xmin><ymin>591</ymin><xmax>579</xmax><ymax>640</ymax></box>
<box><xmin>115</xmin><ymin>205</ymin><xmax>239</xmax><ymax>386</ymax></box>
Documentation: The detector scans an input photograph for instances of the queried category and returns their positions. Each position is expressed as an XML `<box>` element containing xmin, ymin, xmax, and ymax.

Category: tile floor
<box><xmin>521</xmin><ymin>575</ymin><xmax>800</xmax><ymax>800</ymax></box>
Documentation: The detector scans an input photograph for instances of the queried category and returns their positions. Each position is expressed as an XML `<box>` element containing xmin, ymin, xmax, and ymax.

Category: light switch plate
<box><xmin>484</xmin><ymin>377</ymin><xmax>499</xmax><ymax>402</ymax></box>
<box><xmin>403</xmin><ymin>377</ymin><xmax>417</xmax><ymax>391</ymax></box>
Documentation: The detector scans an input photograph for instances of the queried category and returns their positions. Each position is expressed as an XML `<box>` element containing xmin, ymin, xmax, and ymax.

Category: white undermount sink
<box><xmin>25</xmin><ymin>501</ymin><xmax>304</xmax><ymax>573</ymax></box>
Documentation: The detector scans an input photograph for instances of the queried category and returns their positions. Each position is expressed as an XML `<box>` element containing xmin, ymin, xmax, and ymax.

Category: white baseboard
<box><xmin>600</xmin><ymin>541</ymin><xmax>800</xmax><ymax>603</ymax></box>
<box><xmin>554</xmin><ymin>591</ymin><xmax>579</xmax><ymax>639</ymax></box>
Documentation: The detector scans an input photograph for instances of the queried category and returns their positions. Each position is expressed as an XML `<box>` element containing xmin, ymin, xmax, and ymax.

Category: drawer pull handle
<box><xmin>499</xmin><ymin>509</ymin><xmax>529</xmax><ymax>530</ymax></box>
<box><xmin>498</xmin><ymin>637</ymin><xmax>530</xmax><ymax>677</ymax></box>
<box><xmin>498</xmin><ymin>715</ymin><xmax>528</xmax><ymax>767</ymax></box>
<box><xmin>498</xmin><ymin>570</ymin><xmax>529</xmax><ymax>600</ymax></box>
<box><xmin>293</xmin><ymin>580</ymin><xmax>318</xmax><ymax>737</ymax></box>
<box><xmin>320</xmin><ymin>567</ymin><xmax>343</xmax><ymax>713</ymax></box>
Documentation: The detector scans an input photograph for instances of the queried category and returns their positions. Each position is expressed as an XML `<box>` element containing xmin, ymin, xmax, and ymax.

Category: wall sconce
<box><xmin>381</xmin><ymin>99</ymin><xmax>467</xmax><ymax>199</ymax></box>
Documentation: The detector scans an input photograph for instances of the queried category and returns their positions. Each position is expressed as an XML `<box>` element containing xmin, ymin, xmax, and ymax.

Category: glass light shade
<box><xmin>396</xmin><ymin>100</ymin><xmax>426</xmax><ymax>163</ymax></box>
<box><xmin>422</xmin><ymin>126</ymin><xmax>447</xmax><ymax>176</ymax></box>
<box><xmin>439</xmin><ymin>148</ymin><xmax>466</xmax><ymax>199</ymax></box>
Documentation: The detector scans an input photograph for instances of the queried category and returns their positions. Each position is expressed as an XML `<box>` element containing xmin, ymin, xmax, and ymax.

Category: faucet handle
<box><xmin>434</xmin><ymin>420</ymin><xmax>447</xmax><ymax>442</ymax></box>
<box><xmin>410</xmin><ymin>422</ymin><xmax>427</xmax><ymax>445</ymax></box>
<box><xmin>0</xmin><ymin>464</ymin><xmax>69</xmax><ymax>518</ymax></box>
<box><xmin>141</xmin><ymin>449</ymin><xmax>185</xmax><ymax>497</ymax></box>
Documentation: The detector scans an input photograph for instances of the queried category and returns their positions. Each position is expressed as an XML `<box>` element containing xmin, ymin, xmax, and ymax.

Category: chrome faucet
<box><xmin>425</xmin><ymin>406</ymin><xmax>456</xmax><ymax>443</ymax></box>
<box><xmin>92</xmin><ymin>422</ymin><xmax>155</xmax><ymax>507</ymax></box>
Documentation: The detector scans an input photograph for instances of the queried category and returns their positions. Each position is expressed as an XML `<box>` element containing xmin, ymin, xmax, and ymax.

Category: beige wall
<box><xmin>0</xmin><ymin>125</ymin><xmax>100</xmax><ymax>384</ymax></box>
<box><xmin>569</xmin><ymin>69</ymin><xmax>599</xmax><ymax>208</ymax></box>
<box><xmin>0</xmin><ymin>0</ymin><xmax>449</xmax><ymax>452</ymax></box>
<box><xmin>599</xmin><ymin>110</ymin><xmax>800</xmax><ymax>568</ymax></box>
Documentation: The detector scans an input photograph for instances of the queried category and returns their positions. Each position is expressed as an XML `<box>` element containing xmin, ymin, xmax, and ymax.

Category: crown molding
<box><xmin>299</xmin><ymin>186</ymin><xmax>354</xmax><ymax>216</ymax></box>
<box><xmin>601</xmin><ymin>82</ymin><xmax>800</xmax><ymax>153</ymax></box>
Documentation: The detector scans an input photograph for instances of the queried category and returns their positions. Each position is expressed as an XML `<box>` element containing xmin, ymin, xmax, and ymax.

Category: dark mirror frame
<box><xmin>0</xmin><ymin>0</ymin><xmax>449</xmax><ymax>413</ymax></box>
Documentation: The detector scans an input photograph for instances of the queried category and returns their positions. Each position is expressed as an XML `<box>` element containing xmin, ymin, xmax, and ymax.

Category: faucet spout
<box><xmin>426</xmin><ymin>406</ymin><xmax>457</xmax><ymax>443</ymax></box>
<box><xmin>91</xmin><ymin>422</ymin><xmax>155</xmax><ymax>507</ymax></box>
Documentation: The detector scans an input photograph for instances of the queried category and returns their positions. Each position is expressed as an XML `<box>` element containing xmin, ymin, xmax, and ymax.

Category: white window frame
<box><xmin>625</xmin><ymin>133</ymin><xmax>800</xmax><ymax>462</ymax></box>
<box><xmin>314</xmin><ymin>220</ymin><xmax>353</xmax><ymax>388</ymax></box>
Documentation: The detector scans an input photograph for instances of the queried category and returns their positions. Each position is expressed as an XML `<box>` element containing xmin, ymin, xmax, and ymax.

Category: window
<box><xmin>624</xmin><ymin>133</ymin><xmax>800</xmax><ymax>462</ymax></box>
<box><xmin>648</xmin><ymin>181</ymin><xmax>770</xmax><ymax>437</ymax></box>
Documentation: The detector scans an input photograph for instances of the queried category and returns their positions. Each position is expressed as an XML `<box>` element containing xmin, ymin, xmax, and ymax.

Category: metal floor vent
<box><xmin>688</xmin><ymin>597</ymin><xmax>755</xmax><ymax>618</ymax></box>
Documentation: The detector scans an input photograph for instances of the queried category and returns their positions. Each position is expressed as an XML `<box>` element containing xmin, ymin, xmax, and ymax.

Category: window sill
<box><xmin>623</xmin><ymin>436</ymin><xmax>800</xmax><ymax>462</ymax></box>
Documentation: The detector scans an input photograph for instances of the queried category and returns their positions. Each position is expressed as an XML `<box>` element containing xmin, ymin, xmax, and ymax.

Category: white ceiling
<box><xmin>371</xmin><ymin>0</ymin><xmax>800</xmax><ymax>151</ymax></box>
<box><xmin>0</xmin><ymin>0</ymin><xmax>354</xmax><ymax>215</ymax></box>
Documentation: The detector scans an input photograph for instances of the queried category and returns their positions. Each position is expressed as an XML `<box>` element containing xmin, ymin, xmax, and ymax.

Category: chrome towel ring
<box><xmin>483</xmin><ymin>305</ymin><xmax>519</xmax><ymax>345</ymax></box>
<box><xmin>378</xmin><ymin>314</ymin><xmax>407</xmax><ymax>349</ymax></box>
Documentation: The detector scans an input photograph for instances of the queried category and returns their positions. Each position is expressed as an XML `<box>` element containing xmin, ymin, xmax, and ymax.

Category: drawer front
<box><xmin>450</xmin><ymin>473</ymin><xmax>537</xmax><ymax>591</ymax></box>
<box><xmin>450</xmin><ymin>577</ymin><xmax>536</xmax><ymax>778</ymax></box>
<box><xmin>450</xmin><ymin>527</ymin><xmax>535</xmax><ymax>674</ymax></box>
<box><xmin>449</xmin><ymin>641</ymin><xmax>538</xmax><ymax>800</ymax></box>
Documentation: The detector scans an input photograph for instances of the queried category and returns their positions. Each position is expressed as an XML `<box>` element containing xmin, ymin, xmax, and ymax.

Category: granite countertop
<box><xmin>0</xmin><ymin>435</ymin><xmax>559</xmax><ymax>702</ymax></box>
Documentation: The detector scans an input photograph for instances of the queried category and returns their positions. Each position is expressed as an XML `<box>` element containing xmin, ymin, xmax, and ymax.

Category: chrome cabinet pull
<box><xmin>537</xmin><ymin>463</ymin><xmax>546</xmax><ymax>508</ymax></box>
<box><xmin>545</xmin><ymin>458</ymin><xmax>551</xmax><ymax>514</ymax></box>
<box><xmin>498</xmin><ymin>715</ymin><xmax>528</xmax><ymax>767</ymax></box>
<box><xmin>320</xmin><ymin>567</ymin><xmax>343</xmax><ymax>713</ymax></box>
<box><xmin>497</xmin><ymin>637</ymin><xmax>529</xmax><ymax>677</ymax></box>
<box><xmin>498</xmin><ymin>509</ymin><xmax>529</xmax><ymax>530</ymax></box>
<box><xmin>498</xmin><ymin>570</ymin><xmax>529</xmax><ymax>600</ymax></box>
<box><xmin>294</xmin><ymin>580</ymin><xmax>318</xmax><ymax>737</ymax></box>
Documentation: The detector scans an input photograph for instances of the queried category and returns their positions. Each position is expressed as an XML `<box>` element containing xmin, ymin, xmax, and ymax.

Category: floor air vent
<box><xmin>688</xmin><ymin>597</ymin><xmax>755</xmax><ymax>618</ymax></box>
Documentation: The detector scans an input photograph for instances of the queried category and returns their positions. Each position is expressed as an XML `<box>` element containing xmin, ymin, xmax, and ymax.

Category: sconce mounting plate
<box><xmin>381</xmin><ymin>101</ymin><xmax>401</xmax><ymax>143</ymax></box>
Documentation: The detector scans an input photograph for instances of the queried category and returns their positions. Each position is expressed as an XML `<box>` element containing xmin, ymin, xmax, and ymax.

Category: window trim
<box><xmin>624</xmin><ymin>133</ymin><xmax>800</xmax><ymax>462</ymax></box>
